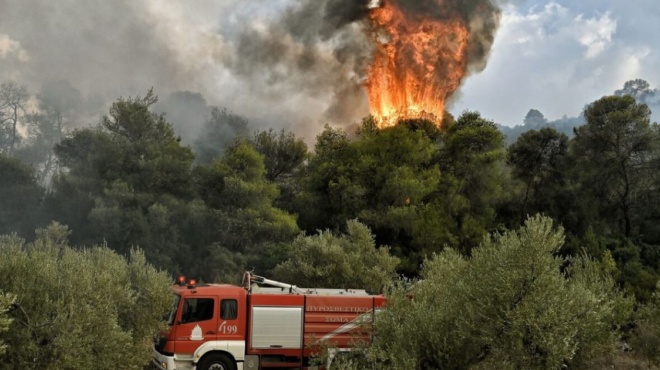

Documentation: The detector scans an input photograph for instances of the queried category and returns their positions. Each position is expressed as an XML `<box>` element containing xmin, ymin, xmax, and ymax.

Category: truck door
<box><xmin>174</xmin><ymin>296</ymin><xmax>218</xmax><ymax>354</ymax></box>
<box><xmin>217</xmin><ymin>290</ymin><xmax>246</xmax><ymax>342</ymax></box>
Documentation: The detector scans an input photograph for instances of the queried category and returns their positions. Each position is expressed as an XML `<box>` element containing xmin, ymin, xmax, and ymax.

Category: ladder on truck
<box><xmin>241</xmin><ymin>271</ymin><xmax>370</xmax><ymax>296</ymax></box>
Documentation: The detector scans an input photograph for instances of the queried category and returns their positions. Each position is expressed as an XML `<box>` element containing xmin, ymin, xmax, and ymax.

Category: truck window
<box><xmin>180</xmin><ymin>298</ymin><xmax>214</xmax><ymax>323</ymax></box>
<box><xmin>167</xmin><ymin>294</ymin><xmax>181</xmax><ymax>326</ymax></box>
<box><xmin>221</xmin><ymin>299</ymin><xmax>237</xmax><ymax>320</ymax></box>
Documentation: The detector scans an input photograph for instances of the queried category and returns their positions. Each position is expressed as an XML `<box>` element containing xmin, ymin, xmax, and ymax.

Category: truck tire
<box><xmin>197</xmin><ymin>353</ymin><xmax>236</xmax><ymax>370</ymax></box>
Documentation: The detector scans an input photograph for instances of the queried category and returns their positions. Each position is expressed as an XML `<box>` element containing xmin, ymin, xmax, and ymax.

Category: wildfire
<box><xmin>365</xmin><ymin>0</ymin><xmax>470</xmax><ymax>128</ymax></box>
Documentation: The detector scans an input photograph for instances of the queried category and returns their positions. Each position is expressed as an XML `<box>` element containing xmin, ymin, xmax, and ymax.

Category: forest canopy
<box><xmin>0</xmin><ymin>80</ymin><xmax>659</xmax><ymax>367</ymax></box>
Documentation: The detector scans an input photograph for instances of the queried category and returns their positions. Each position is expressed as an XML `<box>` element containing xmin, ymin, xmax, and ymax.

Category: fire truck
<box><xmin>152</xmin><ymin>272</ymin><xmax>385</xmax><ymax>370</ymax></box>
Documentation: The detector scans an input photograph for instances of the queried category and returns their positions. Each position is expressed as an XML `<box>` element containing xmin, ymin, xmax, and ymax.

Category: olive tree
<box><xmin>0</xmin><ymin>292</ymin><xmax>15</xmax><ymax>357</ymax></box>
<box><xmin>0</xmin><ymin>223</ymin><xmax>172</xmax><ymax>369</ymax></box>
<box><xmin>369</xmin><ymin>215</ymin><xmax>632</xmax><ymax>369</ymax></box>
<box><xmin>633</xmin><ymin>281</ymin><xmax>660</xmax><ymax>366</ymax></box>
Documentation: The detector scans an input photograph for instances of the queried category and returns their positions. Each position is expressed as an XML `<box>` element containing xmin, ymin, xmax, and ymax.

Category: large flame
<box><xmin>366</xmin><ymin>0</ymin><xmax>470</xmax><ymax>127</ymax></box>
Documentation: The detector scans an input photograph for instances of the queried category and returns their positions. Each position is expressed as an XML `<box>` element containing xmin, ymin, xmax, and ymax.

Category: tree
<box><xmin>194</xmin><ymin>107</ymin><xmax>249</xmax><ymax>164</ymax></box>
<box><xmin>0</xmin><ymin>81</ymin><xmax>29</xmax><ymax>154</ymax></box>
<box><xmin>297</xmin><ymin>114</ymin><xmax>505</xmax><ymax>274</ymax></box>
<box><xmin>523</xmin><ymin>109</ymin><xmax>548</xmax><ymax>128</ymax></box>
<box><xmin>370</xmin><ymin>215</ymin><xmax>632</xmax><ymax>369</ymax></box>
<box><xmin>572</xmin><ymin>95</ymin><xmax>660</xmax><ymax>237</ymax></box>
<box><xmin>20</xmin><ymin>110</ymin><xmax>67</xmax><ymax>185</ymax></box>
<box><xmin>627</xmin><ymin>281</ymin><xmax>660</xmax><ymax>367</ymax></box>
<box><xmin>153</xmin><ymin>90</ymin><xmax>210</xmax><ymax>145</ymax></box>
<box><xmin>194</xmin><ymin>138</ymin><xmax>299</xmax><ymax>281</ymax></box>
<box><xmin>0</xmin><ymin>154</ymin><xmax>44</xmax><ymax>237</ymax></box>
<box><xmin>273</xmin><ymin>220</ymin><xmax>399</xmax><ymax>293</ymax></box>
<box><xmin>250</xmin><ymin>129</ymin><xmax>308</xmax><ymax>182</ymax></box>
<box><xmin>437</xmin><ymin>111</ymin><xmax>507</xmax><ymax>253</ymax></box>
<box><xmin>352</xmin><ymin>119</ymin><xmax>442</xmax><ymax>271</ymax></box>
<box><xmin>615</xmin><ymin>79</ymin><xmax>656</xmax><ymax>102</ymax></box>
<box><xmin>508</xmin><ymin>128</ymin><xmax>569</xmax><ymax>223</ymax></box>
<box><xmin>47</xmin><ymin>91</ymin><xmax>298</xmax><ymax>281</ymax></box>
<box><xmin>0</xmin><ymin>292</ymin><xmax>15</xmax><ymax>357</ymax></box>
<box><xmin>99</xmin><ymin>90</ymin><xmax>195</xmax><ymax>197</ymax></box>
<box><xmin>47</xmin><ymin>128</ymin><xmax>114</xmax><ymax>243</ymax></box>
<box><xmin>0</xmin><ymin>223</ymin><xmax>172</xmax><ymax>369</ymax></box>
<box><xmin>296</xmin><ymin>120</ymin><xmax>445</xmax><ymax>274</ymax></box>
<box><xmin>49</xmin><ymin>91</ymin><xmax>197</xmax><ymax>271</ymax></box>
<box><xmin>16</xmin><ymin>80</ymin><xmax>83</xmax><ymax>185</ymax></box>
<box><xmin>295</xmin><ymin>125</ymin><xmax>364</xmax><ymax>231</ymax></box>
<box><xmin>249</xmin><ymin>128</ymin><xmax>308</xmax><ymax>214</ymax></box>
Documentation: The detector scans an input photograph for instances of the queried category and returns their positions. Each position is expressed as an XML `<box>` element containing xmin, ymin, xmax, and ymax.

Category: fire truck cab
<box><xmin>152</xmin><ymin>273</ymin><xmax>385</xmax><ymax>370</ymax></box>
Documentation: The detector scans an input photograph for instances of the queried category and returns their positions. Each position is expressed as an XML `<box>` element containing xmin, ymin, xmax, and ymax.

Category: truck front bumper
<box><xmin>152</xmin><ymin>348</ymin><xmax>178</xmax><ymax>370</ymax></box>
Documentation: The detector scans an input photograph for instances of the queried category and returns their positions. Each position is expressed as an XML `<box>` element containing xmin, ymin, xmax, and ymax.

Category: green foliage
<box><xmin>194</xmin><ymin>139</ymin><xmax>299</xmax><ymax>281</ymax></box>
<box><xmin>296</xmin><ymin>121</ymin><xmax>443</xmax><ymax>274</ymax></box>
<box><xmin>55</xmin><ymin>90</ymin><xmax>195</xmax><ymax>200</ymax></box>
<box><xmin>3</xmin><ymin>83</ymin><xmax>660</xmax><ymax>366</ymax></box>
<box><xmin>296</xmin><ymin>125</ymin><xmax>363</xmax><ymax>231</ymax></box>
<box><xmin>632</xmin><ymin>282</ymin><xmax>660</xmax><ymax>366</ymax></box>
<box><xmin>437</xmin><ymin>111</ymin><xmax>507</xmax><ymax>253</ymax></box>
<box><xmin>102</xmin><ymin>90</ymin><xmax>195</xmax><ymax>198</ymax></box>
<box><xmin>43</xmin><ymin>91</ymin><xmax>301</xmax><ymax>282</ymax></box>
<box><xmin>209</xmin><ymin>139</ymin><xmax>299</xmax><ymax>241</ymax></box>
<box><xmin>250</xmin><ymin>128</ymin><xmax>308</xmax><ymax>214</ymax></box>
<box><xmin>562</xmin><ymin>233</ymin><xmax>659</xmax><ymax>303</ymax></box>
<box><xmin>370</xmin><ymin>215</ymin><xmax>632</xmax><ymax>369</ymax></box>
<box><xmin>273</xmin><ymin>220</ymin><xmax>399</xmax><ymax>293</ymax></box>
<box><xmin>49</xmin><ymin>91</ymin><xmax>198</xmax><ymax>272</ymax></box>
<box><xmin>572</xmin><ymin>95</ymin><xmax>659</xmax><ymax>237</ymax></box>
<box><xmin>0</xmin><ymin>222</ymin><xmax>172</xmax><ymax>369</ymax></box>
<box><xmin>296</xmin><ymin>113</ymin><xmax>508</xmax><ymax>274</ymax></box>
<box><xmin>250</xmin><ymin>128</ymin><xmax>308</xmax><ymax>182</ymax></box>
<box><xmin>194</xmin><ymin>107</ymin><xmax>249</xmax><ymax>164</ymax></box>
<box><xmin>0</xmin><ymin>292</ymin><xmax>15</xmax><ymax>357</ymax></box>
<box><xmin>0</xmin><ymin>154</ymin><xmax>44</xmax><ymax>237</ymax></box>
<box><xmin>354</xmin><ymin>122</ymin><xmax>442</xmax><ymax>255</ymax></box>
<box><xmin>508</xmin><ymin>127</ymin><xmax>569</xmax><ymax>223</ymax></box>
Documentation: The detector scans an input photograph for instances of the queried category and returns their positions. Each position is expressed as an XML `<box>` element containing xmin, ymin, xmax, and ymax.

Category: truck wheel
<box><xmin>197</xmin><ymin>353</ymin><xmax>236</xmax><ymax>370</ymax></box>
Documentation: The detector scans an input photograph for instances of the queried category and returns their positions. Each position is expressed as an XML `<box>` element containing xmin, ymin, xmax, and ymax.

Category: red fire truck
<box><xmin>152</xmin><ymin>272</ymin><xmax>385</xmax><ymax>370</ymax></box>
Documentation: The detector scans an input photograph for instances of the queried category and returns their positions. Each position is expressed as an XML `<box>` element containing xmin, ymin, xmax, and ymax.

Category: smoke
<box><xmin>0</xmin><ymin>0</ymin><xmax>503</xmax><ymax>141</ymax></box>
<box><xmin>152</xmin><ymin>91</ymin><xmax>211</xmax><ymax>146</ymax></box>
<box><xmin>222</xmin><ymin>0</ymin><xmax>374</xmax><ymax>125</ymax></box>
<box><xmin>225</xmin><ymin>0</ymin><xmax>502</xmax><ymax>125</ymax></box>
<box><xmin>0</xmin><ymin>1</ymin><xmax>209</xmax><ymax>114</ymax></box>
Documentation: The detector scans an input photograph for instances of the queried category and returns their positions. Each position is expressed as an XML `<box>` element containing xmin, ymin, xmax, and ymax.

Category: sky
<box><xmin>0</xmin><ymin>0</ymin><xmax>658</xmax><ymax>138</ymax></box>
<box><xmin>452</xmin><ymin>0</ymin><xmax>660</xmax><ymax>125</ymax></box>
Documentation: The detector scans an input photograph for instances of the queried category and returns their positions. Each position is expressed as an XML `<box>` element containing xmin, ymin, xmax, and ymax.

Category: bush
<box><xmin>370</xmin><ymin>215</ymin><xmax>633</xmax><ymax>369</ymax></box>
<box><xmin>0</xmin><ymin>292</ymin><xmax>15</xmax><ymax>357</ymax></box>
<box><xmin>0</xmin><ymin>222</ymin><xmax>172</xmax><ymax>369</ymax></box>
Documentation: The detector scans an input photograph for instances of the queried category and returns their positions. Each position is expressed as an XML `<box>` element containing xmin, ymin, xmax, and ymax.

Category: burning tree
<box><xmin>226</xmin><ymin>0</ymin><xmax>501</xmax><ymax>129</ymax></box>
<box><xmin>365</xmin><ymin>0</ymin><xmax>500</xmax><ymax>127</ymax></box>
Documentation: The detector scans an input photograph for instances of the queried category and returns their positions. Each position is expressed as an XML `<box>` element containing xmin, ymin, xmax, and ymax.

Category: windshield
<box><xmin>167</xmin><ymin>294</ymin><xmax>181</xmax><ymax>326</ymax></box>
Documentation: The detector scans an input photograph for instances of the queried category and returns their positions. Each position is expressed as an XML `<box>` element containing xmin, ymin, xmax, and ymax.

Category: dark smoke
<box><xmin>225</xmin><ymin>0</ymin><xmax>502</xmax><ymax>123</ymax></box>
<box><xmin>223</xmin><ymin>0</ymin><xmax>374</xmax><ymax>124</ymax></box>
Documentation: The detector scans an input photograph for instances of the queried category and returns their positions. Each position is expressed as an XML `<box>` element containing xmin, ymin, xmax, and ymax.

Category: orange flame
<box><xmin>366</xmin><ymin>0</ymin><xmax>470</xmax><ymax>127</ymax></box>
